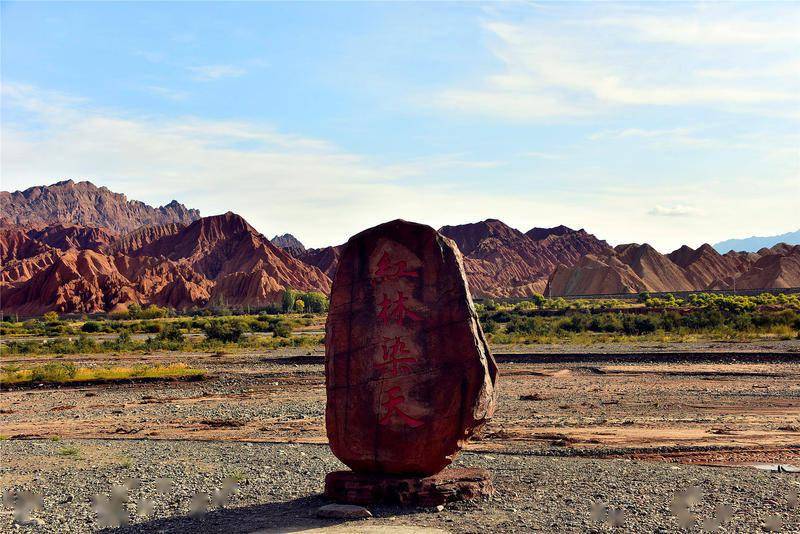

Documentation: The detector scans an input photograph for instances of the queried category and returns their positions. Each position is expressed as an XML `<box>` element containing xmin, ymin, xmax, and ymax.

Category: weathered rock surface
<box><xmin>438</xmin><ymin>219</ymin><xmax>612</xmax><ymax>298</ymax></box>
<box><xmin>546</xmin><ymin>242</ymin><xmax>800</xmax><ymax>296</ymax></box>
<box><xmin>0</xmin><ymin>212</ymin><xmax>331</xmax><ymax>315</ymax></box>
<box><xmin>546</xmin><ymin>254</ymin><xmax>648</xmax><ymax>296</ymax></box>
<box><xmin>735</xmin><ymin>245</ymin><xmax>800</xmax><ymax>289</ymax></box>
<box><xmin>270</xmin><ymin>233</ymin><xmax>306</xmax><ymax>256</ymax></box>
<box><xmin>0</xmin><ymin>180</ymin><xmax>200</xmax><ymax>233</ymax></box>
<box><xmin>325</xmin><ymin>220</ymin><xmax>498</xmax><ymax>476</ymax></box>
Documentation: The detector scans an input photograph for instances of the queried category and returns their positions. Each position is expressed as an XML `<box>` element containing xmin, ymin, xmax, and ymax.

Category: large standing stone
<box><xmin>325</xmin><ymin>219</ymin><xmax>498</xmax><ymax>476</ymax></box>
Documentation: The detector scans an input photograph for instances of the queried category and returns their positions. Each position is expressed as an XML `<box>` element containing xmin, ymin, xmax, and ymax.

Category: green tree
<box><xmin>300</xmin><ymin>292</ymin><xmax>329</xmax><ymax>313</ymax></box>
<box><xmin>281</xmin><ymin>288</ymin><xmax>298</xmax><ymax>312</ymax></box>
<box><xmin>127</xmin><ymin>303</ymin><xmax>142</xmax><ymax>319</ymax></box>
<box><xmin>294</xmin><ymin>299</ymin><xmax>305</xmax><ymax>313</ymax></box>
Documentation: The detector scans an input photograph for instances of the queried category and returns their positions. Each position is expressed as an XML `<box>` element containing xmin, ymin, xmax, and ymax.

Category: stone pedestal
<box><xmin>324</xmin><ymin>468</ymin><xmax>494</xmax><ymax>507</ymax></box>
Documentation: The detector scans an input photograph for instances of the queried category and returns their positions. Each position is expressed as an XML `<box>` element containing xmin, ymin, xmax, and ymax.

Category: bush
<box><xmin>30</xmin><ymin>362</ymin><xmax>77</xmax><ymax>382</ymax></box>
<box><xmin>203</xmin><ymin>319</ymin><xmax>247</xmax><ymax>343</ymax></box>
<box><xmin>272</xmin><ymin>321</ymin><xmax>293</xmax><ymax>338</ymax></box>
<box><xmin>156</xmin><ymin>324</ymin><xmax>185</xmax><ymax>343</ymax></box>
<box><xmin>81</xmin><ymin>321</ymin><xmax>102</xmax><ymax>333</ymax></box>
<box><xmin>141</xmin><ymin>321</ymin><xmax>162</xmax><ymax>334</ymax></box>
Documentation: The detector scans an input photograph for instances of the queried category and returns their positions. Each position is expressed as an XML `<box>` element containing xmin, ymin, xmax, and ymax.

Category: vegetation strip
<box><xmin>0</xmin><ymin>362</ymin><xmax>205</xmax><ymax>388</ymax></box>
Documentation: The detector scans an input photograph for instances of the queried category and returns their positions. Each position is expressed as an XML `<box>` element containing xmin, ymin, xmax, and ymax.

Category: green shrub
<box><xmin>30</xmin><ymin>362</ymin><xmax>77</xmax><ymax>382</ymax></box>
<box><xmin>156</xmin><ymin>324</ymin><xmax>185</xmax><ymax>343</ymax></box>
<box><xmin>81</xmin><ymin>321</ymin><xmax>102</xmax><ymax>333</ymax></box>
<box><xmin>272</xmin><ymin>321</ymin><xmax>292</xmax><ymax>338</ymax></box>
<box><xmin>203</xmin><ymin>319</ymin><xmax>248</xmax><ymax>343</ymax></box>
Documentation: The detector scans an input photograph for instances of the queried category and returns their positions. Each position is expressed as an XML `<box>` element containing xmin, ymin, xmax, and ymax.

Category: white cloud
<box><xmin>3</xmin><ymin>82</ymin><xmax>796</xmax><ymax>252</ymax></box>
<box><xmin>187</xmin><ymin>64</ymin><xmax>247</xmax><ymax>81</ymax></box>
<box><xmin>521</xmin><ymin>151</ymin><xmax>562</xmax><ymax>160</ymax></box>
<box><xmin>589</xmin><ymin>128</ymin><xmax>696</xmax><ymax>141</ymax></box>
<box><xmin>436</xmin><ymin>5</ymin><xmax>800</xmax><ymax>120</ymax></box>
<box><xmin>648</xmin><ymin>205</ymin><xmax>702</xmax><ymax>217</ymax></box>
<box><xmin>0</xmin><ymin>83</ymin><xmax>541</xmax><ymax>247</ymax></box>
<box><xmin>593</xmin><ymin>14</ymin><xmax>800</xmax><ymax>46</ymax></box>
<box><xmin>145</xmin><ymin>86</ymin><xmax>188</xmax><ymax>101</ymax></box>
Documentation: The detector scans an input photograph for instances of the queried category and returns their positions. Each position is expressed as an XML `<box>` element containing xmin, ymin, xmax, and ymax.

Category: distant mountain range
<box><xmin>0</xmin><ymin>180</ymin><xmax>200</xmax><ymax>233</ymax></box>
<box><xmin>1</xmin><ymin>181</ymin><xmax>798</xmax><ymax>315</ymax></box>
<box><xmin>714</xmin><ymin>230</ymin><xmax>800</xmax><ymax>253</ymax></box>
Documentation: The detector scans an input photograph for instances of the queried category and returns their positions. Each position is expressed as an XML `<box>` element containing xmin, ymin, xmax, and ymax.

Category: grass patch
<box><xmin>0</xmin><ymin>362</ymin><xmax>205</xmax><ymax>387</ymax></box>
<box><xmin>57</xmin><ymin>445</ymin><xmax>80</xmax><ymax>458</ymax></box>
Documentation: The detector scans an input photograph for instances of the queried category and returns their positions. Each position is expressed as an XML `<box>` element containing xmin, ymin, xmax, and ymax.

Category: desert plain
<box><xmin>2</xmin><ymin>335</ymin><xmax>799</xmax><ymax>533</ymax></box>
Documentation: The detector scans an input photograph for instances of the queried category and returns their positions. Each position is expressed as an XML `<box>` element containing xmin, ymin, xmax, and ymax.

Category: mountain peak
<box><xmin>439</xmin><ymin>219</ymin><xmax>523</xmax><ymax>255</ymax></box>
<box><xmin>526</xmin><ymin>225</ymin><xmax>575</xmax><ymax>240</ymax></box>
<box><xmin>271</xmin><ymin>233</ymin><xmax>306</xmax><ymax>252</ymax></box>
<box><xmin>0</xmin><ymin>180</ymin><xmax>201</xmax><ymax>234</ymax></box>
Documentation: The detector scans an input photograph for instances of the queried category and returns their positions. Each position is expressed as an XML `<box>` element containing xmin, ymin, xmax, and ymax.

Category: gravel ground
<box><xmin>1</xmin><ymin>439</ymin><xmax>798</xmax><ymax>533</ymax></box>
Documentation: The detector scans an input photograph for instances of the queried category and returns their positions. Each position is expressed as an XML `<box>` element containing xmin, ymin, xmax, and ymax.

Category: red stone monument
<box><xmin>324</xmin><ymin>220</ymin><xmax>498</xmax><ymax>506</ymax></box>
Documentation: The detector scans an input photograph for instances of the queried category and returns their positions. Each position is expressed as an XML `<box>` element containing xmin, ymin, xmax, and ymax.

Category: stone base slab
<box><xmin>323</xmin><ymin>468</ymin><xmax>494</xmax><ymax>507</ymax></box>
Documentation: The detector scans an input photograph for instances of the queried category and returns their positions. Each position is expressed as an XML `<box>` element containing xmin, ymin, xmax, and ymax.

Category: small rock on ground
<box><xmin>316</xmin><ymin>504</ymin><xmax>373</xmax><ymax>519</ymax></box>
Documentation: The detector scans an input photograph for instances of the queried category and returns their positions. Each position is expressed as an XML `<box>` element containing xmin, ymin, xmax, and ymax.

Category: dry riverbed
<box><xmin>1</xmin><ymin>340</ymin><xmax>799</xmax><ymax>532</ymax></box>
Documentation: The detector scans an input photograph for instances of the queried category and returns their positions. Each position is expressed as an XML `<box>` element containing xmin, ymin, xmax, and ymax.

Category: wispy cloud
<box><xmin>436</xmin><ymin>4</ymin><xmax>800</xmax><ymax>121</ymax></box>
<box><xmin>520</xmin><ymin>151</ymin><xmax>563</xmax><ymax>160</ymax></box>
<box><xmin>648</xmin><ymin>204</ymin><xmax>702</xmax><ymax>217</ymax></box>
<box><xmin>589</xmin><ymin>128</ymin><xmax>696</xmax><ymax>141</ymax></box>
<box><xmin>145</xmin><ymin>86</ymin><xmax>188</xmax><ymax>102</ymax></box>
<box><xmin>0</xmin><ymin>83</ymin><xmax>541</xmax><ymax>247</ymax></box>
<box><xmin>593</xmin><ymin>14</ymin><xmax>800</xmax><ymax>46</ymax></box>
<box><xmin>187</xmin><ymin>64</ymin><xmax>247</xmax><ymax>81</ymax></box>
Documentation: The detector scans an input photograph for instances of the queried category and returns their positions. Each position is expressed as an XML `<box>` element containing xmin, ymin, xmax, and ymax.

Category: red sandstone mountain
<box><xmin>735</xmin><ymin>245</ymin><xmax>800</xmax><ymax>289</ymax></box>
<box><xmin>124</xmin><ymin>212</ymin><xmax>331</xmax><ymax>299</ymax></box>
<box><xmin>268</xmin><ymin>234</ymin><xmax>344</xmax><ymax>279</ymax></box>
<box><xmin>0</xmin><ymin>223</ymin><xmax>52</xmax><ymax>265</ymax></box>
<box><xmin>614</xmin><ymin>243</ymin><xmax>694</xmax><ymax>292</ymax></box>
<box><xmin>546</xmin><ymin>254</ymin><xmax>648</xmax><ymax>296</ymax></box>
<box><xmin>546</xmin><ymin>241</ymin><xmax>800</xmax><ymax>296</ymax></box>
<box><xmin>666</xmin><ymin>244</ymin><xmax>747</xmax><ymax>288</ymax></box>
<box><xmin>1</xmin><ymin>187</ymin><xmax>332</xmax><ymax>313</ymax></box>
<box><xmin>295</xmin><ymin>246</ymin><xmax>343</xmax><ymax>279</ymax></box>
<box><xmin>0</xmin><ymin>214</ymin><xmax>332</xmax><ymax>315</ymax></box>
<box><xmin>0</xmin><ymin>180</ymin><xmax>200</xmax><ymax>234</ymax></box>
<box><xmin>2</xmin><ymin>181</ymin><xmax>798</xmax><ymax>313</ymax></box>
<box><xmin>106</xmin><ymin>222</ymin><xmax>187</xmax><ymax>255</ymax></box>
<box><xmin>438</xmin><ymin>220</ymin><xmax>612</xmax><ymax>297</ymax></box>
<box><xmin>270</xmin><ymin>234</ymin><xmax>306</xmax><ymax>256</ymax></box>
<box><xmin>27</xmin><ymin>224</ymin><xmax>116</xmax><ymax>252</ymax></box>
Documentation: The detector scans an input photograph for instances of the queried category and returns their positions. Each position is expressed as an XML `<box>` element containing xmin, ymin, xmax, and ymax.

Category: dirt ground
<box><xmin>2</xmin><ymin>340</ymin><xmax>799</xmax><ymax>464</ymax></box>
<box><xmin>2</xmin><ymin>340</ymin><xmax>800</xmax><ymax>532</ymax></box>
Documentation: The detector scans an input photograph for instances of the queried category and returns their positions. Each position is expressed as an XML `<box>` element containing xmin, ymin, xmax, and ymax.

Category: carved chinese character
<box><xmin>377</xmin><ymin>291</ymin><xmax>422</xmax><ymax>326</ymax></box>
<box><xmin>374</xmin><ymin>251</ymin><xmax>419</xmax><ymax>282</ymax></box>
<box><xmin>376</xmin><ymin>336</ymin><xmax>417</xmax><ymax>377</ymax></box>
<box><xmin>379</xmin><ymin>386</ymin><xmax>423</xmax><ymax>428</ymax></box>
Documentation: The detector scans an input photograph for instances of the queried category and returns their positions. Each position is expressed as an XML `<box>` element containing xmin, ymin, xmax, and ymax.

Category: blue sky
<box><xmin>2</xmin><ymin>1</ymin><xmax>798</xmax><ymax>250</ymax></box>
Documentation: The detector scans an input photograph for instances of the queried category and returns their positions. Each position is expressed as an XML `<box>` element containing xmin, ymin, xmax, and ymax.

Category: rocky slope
<box><xmin>3</xmin><ymin>180</ymin><xmax>798</xmax><ymax>312</ymax></box>
<box><xmin>0</xmin><ymin>212</ymin><xmax>331</xmax><ymax>315</ymax></box>
<box><xmin>438</xmin><ymin>220</ymin><xmax>612</xmax><ymax>297</ymax></box>
<box><xmin>268</xmin><ymin>218</ymin><xmax>799</xmax><ymax>298</ymax></box>
<box><xmin>270</xmin><ymin>234</ymin><xmax>306</xmax><ymax>256</ymax></box>
<box><xmin>546</xmin><ymin>242</ymin><xmax>800</xmax><ymax>296</ymax></box>
<box><xmin>0</xmin><ymin>180</ymin><xmax>200</xmax><ymax>233</ymax></box>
